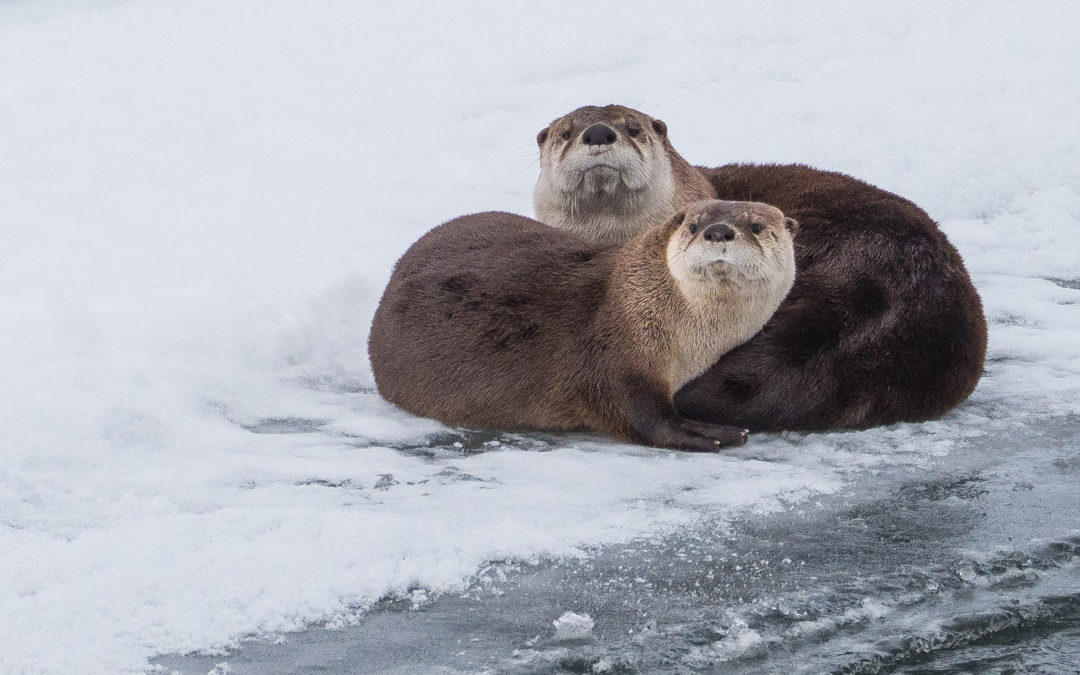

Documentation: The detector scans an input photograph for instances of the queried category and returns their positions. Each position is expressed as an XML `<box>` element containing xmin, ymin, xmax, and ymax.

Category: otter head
<box><xmin>534</xmin><ymin>105</ymin><xmax>680</xmax><ymax>246</ymax></box>
<box><xmin>666</xmin><ymin>200</ymin><xmax>799</xmax><ymax>305</ymax></box>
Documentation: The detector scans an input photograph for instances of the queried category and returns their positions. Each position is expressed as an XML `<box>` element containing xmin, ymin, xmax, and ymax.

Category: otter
<box><xmin>534</xmin><ymin>104</ymin><xmax>987</xmax><ymax>432</ymax></box>
<box><xmin>368</xmin><ymin>200</ymin><xmax>799</xmax><ymax>451</ymax></box>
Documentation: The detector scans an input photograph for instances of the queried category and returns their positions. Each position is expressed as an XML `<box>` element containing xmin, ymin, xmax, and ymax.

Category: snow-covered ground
<box><xmin>1</xmin><ymin>2</ymin><xmax>1078</xmax><ymax>673</ymax></box>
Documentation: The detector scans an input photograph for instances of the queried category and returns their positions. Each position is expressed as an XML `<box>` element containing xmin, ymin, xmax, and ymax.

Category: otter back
<box><xmin>676</xmin><ymin>163</ymin><xmax>988</xmax><ymax>431</ymax></box>
<box><xmin>369</xmin><ymin>212</ymin><xmax>609</xmax><ymax>433</ymax></box>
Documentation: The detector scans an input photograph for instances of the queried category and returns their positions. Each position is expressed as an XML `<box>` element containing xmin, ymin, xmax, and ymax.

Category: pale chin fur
<box><xmin>534</xmin><ymin>144</ymin><xmax>676</xmax><ymax>246</ymax></box>
<box><xmin>663</xmin><ymin>235</ymin><xmax>797</xmax><ymax>393</ymax></box>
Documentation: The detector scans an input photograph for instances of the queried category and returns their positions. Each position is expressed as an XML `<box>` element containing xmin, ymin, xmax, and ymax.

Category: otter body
<box><xmin>369</xmin><ymin>201</ymin><xmax>798</xmax><ymax>451</ymax></box>
<box><xmin>534</xmin><ymin>105</ymin><xmax>987</xmax><ymax>431</ymax></box>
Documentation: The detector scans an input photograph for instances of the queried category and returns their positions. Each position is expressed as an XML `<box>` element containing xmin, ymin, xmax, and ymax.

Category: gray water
<box><xmin>155</xmin><ymin>415</ymin><xmax>1080</xmax><ymax>674</ymax></box>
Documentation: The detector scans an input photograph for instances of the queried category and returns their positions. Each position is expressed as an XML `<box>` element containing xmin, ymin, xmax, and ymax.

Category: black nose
<box><xmin>581</xmin><ymin>124</ymin><xmax>617</xmax><ymax>146</ymax></box>
<box><xmin>702</xmin><ymin>224</ymin><xmax>736</xmax><ymax>242</ymax></box>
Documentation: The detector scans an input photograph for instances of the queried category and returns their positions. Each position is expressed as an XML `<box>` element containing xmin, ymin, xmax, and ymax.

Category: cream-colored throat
<box><xmin>533</xmin><ymin>161</ymin><xmax>677</xmax><ymax>246</ymax></box>
<box><xmin>663</xmin><ymin>239</ymin><xmax>789</xmax><ymax>394</ymax></box>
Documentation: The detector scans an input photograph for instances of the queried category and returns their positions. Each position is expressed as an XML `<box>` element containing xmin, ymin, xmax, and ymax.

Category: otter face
<box><xmin>533</xmin><ymin>105</ymin><xmax>678</xmax><ymax>245</ymax></box>
<box><xmin>667</xmin><ymin>200</ymin><xmax>799</xmax><ymax>294</ymax></box>
<box><xmin>535</xmin><ymin>105</ymin><xmax>671</xmax><ymax>197</ymax></box>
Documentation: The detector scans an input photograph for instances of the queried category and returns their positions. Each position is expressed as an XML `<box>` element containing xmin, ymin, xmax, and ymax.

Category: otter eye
<box><xmin>560</xmin><ymin>129</ymin><xmax>572</xmax><ymax>140</ymax></box>
<box><xmin>751</xmin><ymin>223</ymin><xmax>763</xmax><ymax>235</ymax></box>
<box><xmin>627</xmin><ymin>124</ymin><xmax>641</xmax><ymax>138</ymax></box>
<box><xmin>688</xmin><ymin>222</ymin><xmax>698</xmax><ymax>234</ymax></box>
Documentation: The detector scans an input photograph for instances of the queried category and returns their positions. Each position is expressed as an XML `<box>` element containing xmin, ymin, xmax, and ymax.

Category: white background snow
<box><xmin>1</xmin><ymin>1</ymin><xmax>1078</xmax><ymax>673</ymax></box>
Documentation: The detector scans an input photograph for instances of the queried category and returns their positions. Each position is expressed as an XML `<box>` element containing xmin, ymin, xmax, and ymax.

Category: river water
<box><xmin>155</xmin><ymin>414</ymin><xmax>1079</xmax><ymax>674</ymax></box>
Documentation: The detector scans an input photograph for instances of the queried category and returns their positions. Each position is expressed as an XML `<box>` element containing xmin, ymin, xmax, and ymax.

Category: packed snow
<box><xmin>552</xmin><ymin>612</ymin><xmax>595</xmax><ymax>641</ymax></box>
<box><xmin>1</xmin><ymin>1</ymin><xmax>1078</xmax><ymax>673</ymax></box>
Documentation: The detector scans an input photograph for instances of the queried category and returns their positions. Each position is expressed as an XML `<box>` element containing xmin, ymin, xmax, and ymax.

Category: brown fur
<box><xmin>368</xmin><ymin>201</ymin><xmax>797</xmax><ymax>451</ymax></box>
<box><xmin>535</xmin><ymin>105</ymin><xmax>988</xmax><ymax>431</ymax></box>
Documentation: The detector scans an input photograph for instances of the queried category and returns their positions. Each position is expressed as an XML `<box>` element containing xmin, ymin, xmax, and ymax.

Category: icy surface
<box><xmin>1</xmin><ymin>1</ymin><xmax>1078</xmax><ymax>673</ymax></box>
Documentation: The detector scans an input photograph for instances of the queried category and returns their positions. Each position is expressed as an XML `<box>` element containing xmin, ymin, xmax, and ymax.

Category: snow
<box><xmin>552</xmin><ymin>611</ymin><xmax>595</xmax><ymax>641</ymax></box>
<box><xmin>1</xmin><ymin>1</ymin><xmax>1078</xmax><ymax>673</ymax></box>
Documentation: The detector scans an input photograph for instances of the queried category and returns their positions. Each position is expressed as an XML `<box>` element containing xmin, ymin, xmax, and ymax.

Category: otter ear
<box><xmin>537</xmin><ymin>127</ymin><xmax>549</xmax><ymax>146</ymax></box>
<box><xmin>784</xmin><ymin>217</ymin><xmax>799</xmax><ymax>235</ymax></box>
<box><xmin>651</xmin><ymin>118</ymin><xmax>668</xmax><ymax>137</ymax></box>
<box><xmin>671</xmin><ymin>210</ymin><xmax>686</xmax><ymax>226</ymax></box>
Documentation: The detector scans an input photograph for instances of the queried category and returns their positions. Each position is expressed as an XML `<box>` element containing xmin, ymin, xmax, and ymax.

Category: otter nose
<box><xmin>702</xmin><ymin>223</ymin><xmax>736</xmax><ymax>242</ymax></box>
<box><xmin>581</xmin><ymin>124</ymin><xmax>617</xmax><ymax>146</ymax></box>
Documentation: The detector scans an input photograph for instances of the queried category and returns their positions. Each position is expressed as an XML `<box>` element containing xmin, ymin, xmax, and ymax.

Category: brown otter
<box><xmin>368</xmin><ymin>200</ymin><xmax>798</xmax><ymax>451</ymax></box>
<box><xmin>534</xmin><ymin>105</ymin><xmax>987</xmax><ymax>432</ymax></box>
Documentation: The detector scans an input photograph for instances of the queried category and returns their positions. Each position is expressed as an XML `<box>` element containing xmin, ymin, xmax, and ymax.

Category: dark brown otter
<box><xmin>368</xmin><ymin>200</ymin><xmax>798</xmax><ymax>451</ymax></box>
<box><xmin>534</xmin><ymin>105</ymin><xmax>988</xmax><ymax>431</ymax></box>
